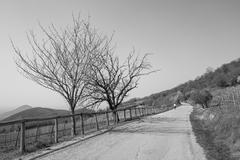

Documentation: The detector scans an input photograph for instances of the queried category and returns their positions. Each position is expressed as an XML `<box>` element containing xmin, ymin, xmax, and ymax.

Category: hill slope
<box><xmin>138</xmin><ymin>58</ymin><xmax>240</xmax><ymax>107</ymax></box>
<box><xmin>0</xmin><ymin>105</ymin><xmax>32</xmax><ymax>121</ymax></box>
<box><xmin>1</xmin><ymin>107</ymin><xmax>70</xmax><ymax>122</ymax></box>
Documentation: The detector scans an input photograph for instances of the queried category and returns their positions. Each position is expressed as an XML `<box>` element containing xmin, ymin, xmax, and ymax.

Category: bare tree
<box><xmin>86</xmin><ymin>50</ymin><xmax>154</xmax><ymax>123</ymax></box>
<box><xmin>12</xmin><ymin>16</ymin><xmax>109</xmax><ymax>135</ymax></box>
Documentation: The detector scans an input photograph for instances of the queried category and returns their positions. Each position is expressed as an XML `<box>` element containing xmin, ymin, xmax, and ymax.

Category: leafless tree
<box><xmin>86</xmin><ymin>50</ymin><xmax>155</xmax><ymax>123</ymax></box>
<box><xmin>12</xmin><ymin>16</ymin><xmax>110</xmax><ymax>135</ymax></box>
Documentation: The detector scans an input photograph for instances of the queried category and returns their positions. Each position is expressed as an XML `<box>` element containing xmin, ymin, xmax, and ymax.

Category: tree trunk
<box><xmin>204</xmin><ymin>103</ymin><xmax>208</xmax><ymax>108</ymax></box>
<box><xmin>71</xmin><ymin>111</ymin><xmax>76</xmax><ymax>136</ymax></box>
<box><xmin>112</xmin><ymin>110</ymin><xmax>120</xmax><ymax>124</ymax></box>
<box><xmin>201</xmin><ymin>103</ymin><xmax>206</xmax><ymax>109</ymax></box>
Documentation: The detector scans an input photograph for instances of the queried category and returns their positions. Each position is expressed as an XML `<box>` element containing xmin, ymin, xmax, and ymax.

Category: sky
<box><xmin>0</xmin><ymin>0</ymin><xmax>240</xmax><ymax>113</ymax></box>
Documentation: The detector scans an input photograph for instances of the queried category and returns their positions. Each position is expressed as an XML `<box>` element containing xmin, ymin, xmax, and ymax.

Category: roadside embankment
<box><xmin>190</xmin><ymin>105</ymin><xmax>240</xmax><ymax>160</ymax></box>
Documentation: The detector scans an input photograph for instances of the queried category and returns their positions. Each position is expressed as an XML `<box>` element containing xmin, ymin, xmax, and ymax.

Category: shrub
<box><xmin>190</xmin><ymin>89</ymin><xmax>213</xmax><ymax>108</ymax></box>
<box><xmin>214</xmin><ymin>74</ymin><xmax>229</xmax><ymax>88</ymax></box>
<box><xmin>237</xmin><ymin>75</ymin><xmax>240</xmax><ymax>84</ymax></box>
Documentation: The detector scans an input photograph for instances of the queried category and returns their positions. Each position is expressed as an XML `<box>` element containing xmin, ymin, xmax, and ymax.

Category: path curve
<box><xmin>38</xmin><ymin>104</ymin><xmax>206</xmax><ymax>160</ymax></box>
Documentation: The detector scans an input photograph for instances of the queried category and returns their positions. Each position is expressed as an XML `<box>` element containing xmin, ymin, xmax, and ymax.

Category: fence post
<box><xmin>106</xmin><ymin>112</ymin><xmax>109</xmax><ymax>126</ymax></box>
<box><xmin>15</xmin><ymin>127</ymin><xmax>20</xmax><ymax>147</ymax></box>
<box><xmin>81</xmin><ymin>113</ymin><xmax>84</xmax><ymax>136</ymax></box>
<box><xmin>54</xmin><ymin>118</ymin><xmax>58</xmax><ymax>143</ymax></box>
<box><xmin>95</xmin><ymin>113</ymin><xmax>99</xmax><ymax>131</ymax></box>
<box><xmin>221</xmin><ymin>97</ymin><xmax>224</xmax><ymax>106</ymax></box>
<box><xmin>20</xmin><ymin>120</ymin><xmax>25</xmax><ymax>153</ymax></box>
<box><xmin>4</xmin><ymin>133</ymin><xmax>7</xmax><ymax>146</ymax></box>
<box><xmin>129</xmin><ymin>108</ymin><xmax>132</xmax><ymax>120</ymax></box>
<box><xmin>50</xmin><ymin>123</ymin><xmax>54</xmax><ymax>143</ymax></box>
<box><xmin>35</xmin><ymin>124</ymin><xmax>40</xmax><ymax>142</ymax></box>
<box><xmin>124</xmin><ymin>109</ymin><xmax>126</xmax><ymax>121</ymax></box>
<box><xmin>63</xmin><ymin>122</ymin><xmax>66</xmax><ymax>136</ymax></box>
<box><xmin>232</xmin><ymin>93</ymin><xmax>236</xmax><ymax>107</ymax></box>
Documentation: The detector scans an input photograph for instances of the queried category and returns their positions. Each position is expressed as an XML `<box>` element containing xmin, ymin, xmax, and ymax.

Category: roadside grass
<box><xmin>190</xmin><ymin>107</ymin><xmax>236</xmax><ymax>160</ymax></box>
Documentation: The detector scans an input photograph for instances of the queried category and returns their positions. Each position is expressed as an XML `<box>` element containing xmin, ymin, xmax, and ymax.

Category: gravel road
<box><xmin>38</xmin><ymin>104</ymin><xmax>206</xmax><ymax>160</ymax></box>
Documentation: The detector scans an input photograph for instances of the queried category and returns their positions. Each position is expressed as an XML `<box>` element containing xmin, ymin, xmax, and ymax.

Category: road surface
<box><xmin>38</xmin><ymin>104</ymin><xmax>206</xmax><ymax>160</ymax></box>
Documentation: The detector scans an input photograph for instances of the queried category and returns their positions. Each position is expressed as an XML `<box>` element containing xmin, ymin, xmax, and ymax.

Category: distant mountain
<box><xmin>1</xmin><ymin>107</ymin><xmax>70</xmax><ymax>122</ymax></box>
<box><xmin>0</xmin><ymin>105</ymin><xmax>32</xmax><ymax>121</ymax></box>
<box><xmin>1</xmin><ymin>106</ymin><xmax>95</xmax><ymax>122</ymax></box>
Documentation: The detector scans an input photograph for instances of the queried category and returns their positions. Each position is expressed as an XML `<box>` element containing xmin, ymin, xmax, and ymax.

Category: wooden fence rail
<box><xmin>0</xmin><ymin>105</ymin><xmax>173</xmax><ymax>154</ymax></box>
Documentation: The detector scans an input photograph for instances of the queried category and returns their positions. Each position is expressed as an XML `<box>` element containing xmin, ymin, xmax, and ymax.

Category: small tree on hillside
<box><xmin>190</xmin><ymin>89</ymin><xmax>213</xmax><ymax>108</ymax></box>
<box><xmin>214</xmin><ymin>74</ymin><xmax>228</xmax><ymax>88</ymax></box>
<box><xmin>237</xmin><ymin>75</ymin><xmax>240</xmax><ymax>84</ymax></box>
<box><xmin>86</xmin><ymin>51</ymin><xmax>155</xmax><ymax>123</ymax></box>
<box><xmin>174</xmin><ymin>91</ymin><xmax>184</xmax><ymax>105</ymax></box>
<box><xmin>12</xmin><ymin>17</ymin><xmax>109</xmax><ymax>136</ymax></box>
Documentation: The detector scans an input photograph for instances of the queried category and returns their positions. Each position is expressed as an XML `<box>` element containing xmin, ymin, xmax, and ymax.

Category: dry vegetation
<box><xmin>190</xmin><ymin>85</ymin><xmax>240</xmax><ymax>160</ymax></box>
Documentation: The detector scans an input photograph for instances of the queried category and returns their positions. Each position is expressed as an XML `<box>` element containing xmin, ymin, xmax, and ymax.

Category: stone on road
<box><xmin>38</xmin><ymin>104</ymin><xmax>206</xmax><ymax>160</ymax></box>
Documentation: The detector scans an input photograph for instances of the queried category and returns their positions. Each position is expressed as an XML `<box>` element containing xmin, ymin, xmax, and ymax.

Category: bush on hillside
<box><xmin>190</xmin><ymin>89</ymin><xmax>213</xmax><ymax>108</ymax></box>
<box><xmin>237</xmin><ymin>75</ymin><xmax>240</xmax><ymax>84</ymax></box>
<box><xmin>174</xmin><ymin>91</ymin><xmax>184</xmax><ymax>105</ymax></box>
<box><xmin>213</xmin><ymin>74</ymin><xmax>229</xmax><ymax>88</ymax></box>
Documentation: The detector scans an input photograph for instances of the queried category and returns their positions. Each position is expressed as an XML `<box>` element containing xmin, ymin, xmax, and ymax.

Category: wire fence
<box><xmin>210</xmin><ymin>87</ymin><xmax>240</xmax><ymax>112</ymax></box>
<box><xmin>0</xmin><ymin>105</ymin><xmax>172</xmax><ymax>154</ymax></box>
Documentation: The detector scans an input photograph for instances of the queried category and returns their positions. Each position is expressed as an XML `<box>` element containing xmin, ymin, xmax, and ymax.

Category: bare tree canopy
<box><xmin>12</xmin><ymin>16</ymin><xmax>110</xmax><ymax>135</ymax></box>
<box><xmin>86</xmin><ymin>50</ymin><xmax>155</xmax><ymax>122</ymax></box>
<box><xmin>12</xmin><ymin>13</ymin><xmax>156</xmax><ymax>130</ymax></box>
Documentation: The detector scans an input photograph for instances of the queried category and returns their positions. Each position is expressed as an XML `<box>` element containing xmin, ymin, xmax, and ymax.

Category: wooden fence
<box><xmin>0</xmin><ymin>105</ymin><xmax>172</xmax><ymax>154</ymax></box>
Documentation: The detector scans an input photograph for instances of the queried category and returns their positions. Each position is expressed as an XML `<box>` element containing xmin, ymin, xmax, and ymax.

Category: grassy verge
<box><xmin>190</xmin><ymin>107</ymin><xmax>236</xmax><ymax>160</ymax></box>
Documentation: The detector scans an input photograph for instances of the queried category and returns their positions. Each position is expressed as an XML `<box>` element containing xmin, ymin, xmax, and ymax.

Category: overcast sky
<box><xmin>0</xmin><ymin>0</ymin><xmax>240</xmax><ymax>113</ymax></box>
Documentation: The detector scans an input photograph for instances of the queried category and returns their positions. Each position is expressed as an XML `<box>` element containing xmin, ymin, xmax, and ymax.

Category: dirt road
<box><xmin>38</xmin><ymin>104</ymin><xmax>206</xmax><ymax>160</ymax></box>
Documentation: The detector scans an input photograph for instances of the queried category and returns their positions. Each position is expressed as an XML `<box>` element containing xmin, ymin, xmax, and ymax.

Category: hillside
<box><xmin>174</xmin><ymin>58</ymin><xmax>240</xmax><ymax>93</ymax></box>
<box><xmin>0</xmin><ymin>105</ymin><xmax>32</xmax><ymax>121</ymax></box>
<box><xmin>139</xmin><ymin>58</ymin><xmax>240</xmax><ymax>107</ymax></box>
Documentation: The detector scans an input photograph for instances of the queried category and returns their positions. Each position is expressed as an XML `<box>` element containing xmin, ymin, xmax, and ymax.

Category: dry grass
<box><xmin>190</xmin><ymin>107</ymin><xmax>234</xmax><ymax>160</ymax></box>
<box><xmin>190</xmin><ymin>85</ymin><xmax>240</xmax><ymax>159</ymax></box>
